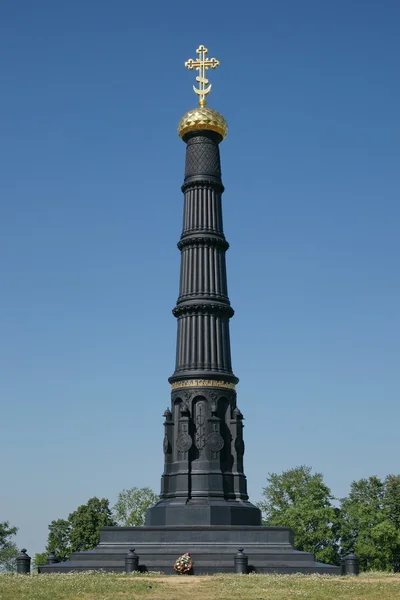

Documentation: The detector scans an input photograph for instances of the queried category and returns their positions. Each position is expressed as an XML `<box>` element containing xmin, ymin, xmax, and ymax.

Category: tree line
<box><xmin>257</xmin><ymin>466</ymin><xmax>400</xmax><ymax>571</ymax></box>
<box><xmin>1</xmin><ymin>468</ymin><xmax>399</xmax><ymax>572</ymax></box>
<box><xmin>0</xmin><ymin>487</ymin><xmax>158</xmax><ymax>570</ymax></box>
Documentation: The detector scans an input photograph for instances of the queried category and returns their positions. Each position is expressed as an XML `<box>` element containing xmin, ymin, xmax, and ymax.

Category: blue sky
<box><xmin>1</xmin><ymin>0</ymin><xmax>399</xmax><ymax>557</ymax></box>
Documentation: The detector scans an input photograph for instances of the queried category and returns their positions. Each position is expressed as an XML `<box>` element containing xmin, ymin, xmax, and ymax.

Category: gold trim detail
<box><xmin>171</xmin><ymin>379</ymin><xmax>236</xmax><ymax>391</ymax></box>
<box><xmin>178</xmin><ymin>107</ymin><xmax>228</xmax><ymax>140</ymax></box>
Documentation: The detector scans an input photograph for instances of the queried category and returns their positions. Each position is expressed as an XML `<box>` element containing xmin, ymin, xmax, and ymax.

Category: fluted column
<box><xmin>169</xmin><ymin>131</ymin><xmax>237</xmax><ymax>385</ymax></box>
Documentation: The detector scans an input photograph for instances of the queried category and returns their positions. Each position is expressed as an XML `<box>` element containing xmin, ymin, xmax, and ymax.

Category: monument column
<box><xmin>146</xmin><ymin>45</ymin><xmax>261</xmax><ymax>527</ymax></box>
<box><xmin>37</xmin><ymin>43</ymin><xmax>340</xmax><ymax>576</ymax></box>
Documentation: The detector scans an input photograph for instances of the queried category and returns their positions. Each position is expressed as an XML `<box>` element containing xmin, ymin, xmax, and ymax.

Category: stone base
<box><xmin>145</xmin><ymin>498</ymin><xmax>262</xmax><ymax>526</ymax></box>
<box><xmin>38</xmin><ymin>525</ymin><xmax>340</xmax><ymax>575</ymax></box>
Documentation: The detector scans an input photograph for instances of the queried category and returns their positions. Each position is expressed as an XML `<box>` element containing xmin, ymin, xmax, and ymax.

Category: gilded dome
<box><xmin>178</xmin><ymin>107</ymin><xmax>228</xmax><ymax>140</ymax></box>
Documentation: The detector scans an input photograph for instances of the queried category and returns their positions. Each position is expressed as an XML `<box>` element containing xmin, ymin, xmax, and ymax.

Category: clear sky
<box><xmin>1</xmin><ymin>0</ymin><xmax>399</xmax><ymax>558</ymax></box>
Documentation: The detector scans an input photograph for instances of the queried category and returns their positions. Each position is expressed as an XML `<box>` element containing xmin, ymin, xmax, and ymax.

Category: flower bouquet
<box><xmin>173</xmin><ymin>552</ymin><xmax>193</xmax><ymax>574</ymax></box>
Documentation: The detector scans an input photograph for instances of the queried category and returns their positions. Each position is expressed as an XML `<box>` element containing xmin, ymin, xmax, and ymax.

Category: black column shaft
<box><xmin>169</xmin><ymin>131</ymin><xmax>237</xmax><ymax>385</ymax></box>
<box><xmin>145</xmin><ymin>126</ymin><xmax>261</xmax><ymax>527</ymax></box>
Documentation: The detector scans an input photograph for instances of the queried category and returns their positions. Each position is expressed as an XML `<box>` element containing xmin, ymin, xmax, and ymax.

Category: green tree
<box><xmin>33</xmin><ymin>552</ymin><xmax>49</xmax><ymax>569</ymax></box>
<box><xmin>68</xmin><ymin>497</ymin><xmax>116</xmax><ymax>552</ymax></box>
<box><xmin>384</xmin><ymin>475</ymin><xmax>400</xmax><ymax>529</ymax></box>
<box><xmin>114</xmin><ymin>487</ymin><xmax>159</xmax><ymax>526</ymax></box>
<box><xmin>258</xmin><ymin>466</ymin><xmax>340</xmax><ymax>565</ymax></box>
<box><xmin>340</xmin><ymin>475</ymin><xmax>400</xmax><ymax>571</ymax></box>
<box><xmin>384</xmin><ymin>475</ymin><xmax>400</xmax><ymax>571</ymax></box>
<box><xmin>46</xmin><ymin>519</ymin><xmax>71</xmax><ymax>562</ymax></box>
<box><xmin>0</xmin><ymin>521</ymin><xmax>19</xmax><ymax>571</ymax></box>
<box><xmin>340</xmin><ymin>476</ymin><xmax>385</xmax><ymax>571</ymax></box>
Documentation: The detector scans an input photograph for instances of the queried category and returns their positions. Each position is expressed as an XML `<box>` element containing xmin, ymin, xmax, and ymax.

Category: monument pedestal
<box><xmin>145</xmin><ymin>498</ymin><xmax>262</xmax><ymax>526</ymax></box>
<box><xmin>38</xmin><ymin>525</ymin><xmax>340</xmax><ymax>574</ymax></box>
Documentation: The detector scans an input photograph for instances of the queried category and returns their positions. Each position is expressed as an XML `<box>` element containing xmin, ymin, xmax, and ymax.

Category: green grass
<box><xmin>1</xmin><ymin>571</ymin><xmax>400</xmax><ymax>600</ymax></box>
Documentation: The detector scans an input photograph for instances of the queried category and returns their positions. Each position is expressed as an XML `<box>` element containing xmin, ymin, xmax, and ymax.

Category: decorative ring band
<box><xmin>171</xmin><ymin>379</ymin><xmax>236</xmax><ymax>391</ymax></box>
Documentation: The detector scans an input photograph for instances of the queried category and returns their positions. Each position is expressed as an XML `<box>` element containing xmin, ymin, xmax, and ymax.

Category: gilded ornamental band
<box><xmin>171</xmin><ymin>379</ymin><xmax>236</xmax><ymax>391</ymax></box>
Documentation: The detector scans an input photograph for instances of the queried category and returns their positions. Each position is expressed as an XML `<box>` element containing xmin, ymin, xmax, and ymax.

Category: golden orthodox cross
<box><xmin>185</xmin><ymin>45</ymin><xmax>220</xmax><ymax>107</ymax></box>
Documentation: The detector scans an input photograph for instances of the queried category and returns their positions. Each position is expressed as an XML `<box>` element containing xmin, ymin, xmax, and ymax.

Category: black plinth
<box><xmin>145</xmin><ymin>498</ymin><xmax>261</xmax><ymax>527</ymax></box>
<box><xmin>38</xmin><ymin>525</ymin><xmax>339</xmax><ymax>575</ymax></box>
